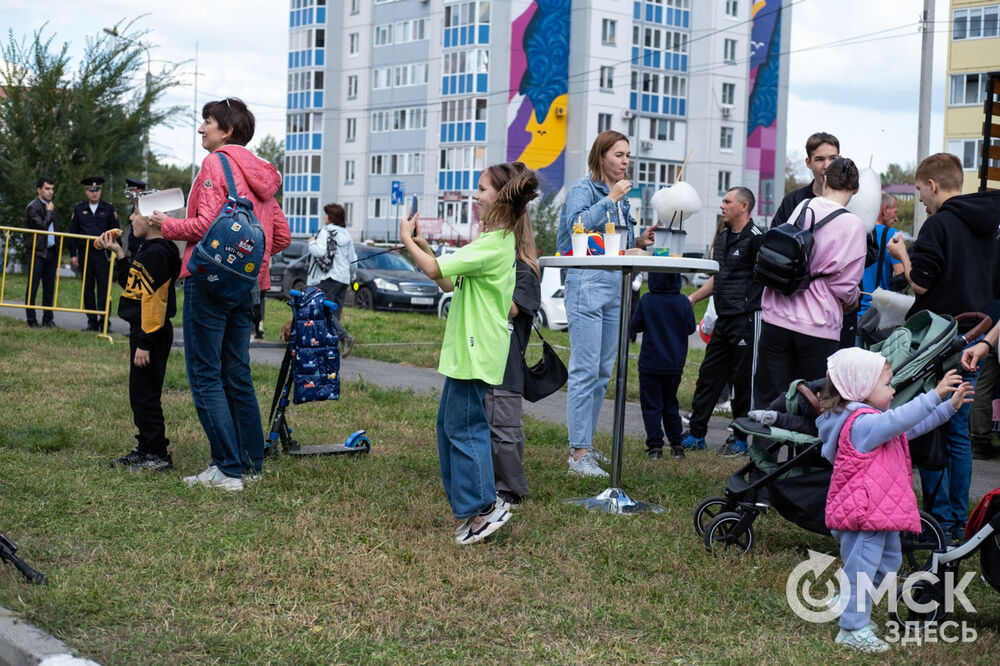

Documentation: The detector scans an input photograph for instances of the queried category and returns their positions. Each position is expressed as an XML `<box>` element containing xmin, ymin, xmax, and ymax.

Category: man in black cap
<box><xmin>69</xmin><ymin>176</ymin><xmax>119</xmax><ymax>331</ymax></box>
<box><xmin>123</xmin><ymin>177</ymin><xmax>148</xmax><ymax>260</ymax></box>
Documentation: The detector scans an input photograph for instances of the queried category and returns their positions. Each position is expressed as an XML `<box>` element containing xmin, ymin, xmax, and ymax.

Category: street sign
<box><xmin>391</xmin><ymin>180</ymin><xmax>404</xmax><ymax>205</ymax></box>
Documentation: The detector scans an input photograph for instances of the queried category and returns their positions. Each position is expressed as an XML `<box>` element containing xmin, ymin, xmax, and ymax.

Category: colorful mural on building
<box><xmin>745</xmin><ymin>0</ymin><xmax>782</xmax><ymax>215</ymax></box>
<box><xmin>507</xmin><ymin>0</ymin><xmax>570</xmax><ymax>192</ymax></box>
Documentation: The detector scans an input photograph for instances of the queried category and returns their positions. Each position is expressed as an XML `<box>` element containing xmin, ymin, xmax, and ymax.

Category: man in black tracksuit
<box><xmin>98</xmin><ymin>212</ymin><xmax>181</xmax><ymax>472</ymax></box>
<box><xmin>683</xmin><ymin>186</ymin><xmax>764</xmax><ymax>455</ymax></box>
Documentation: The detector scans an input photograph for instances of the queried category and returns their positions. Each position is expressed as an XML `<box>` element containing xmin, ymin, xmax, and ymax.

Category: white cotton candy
<box><xmin>651</xmin><ymin>181</ymin><xmax>702</xmax><ymax>226</ymax></box>
<box><xmin>846</xmin><ymin>167</ymin><xmax>882</xmax><ymax>233</ymax></box>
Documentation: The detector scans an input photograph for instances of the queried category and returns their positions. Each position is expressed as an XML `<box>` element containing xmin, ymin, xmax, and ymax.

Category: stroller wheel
<box><xmin>900</xmin><ymin>512</ymin><xmax>947</xmax><ymax>575</ymax></box>
<box><xmin>890</xmin><ymin>578</ymin><xmax>947</xmax><ymax>627</ymax></box>
<box><xmin>694</xmin><ymin>496</ymin><xmax>730</xmax><ymax>537</ymax></box>
<box><xmin>704</xmin><ymin>511</ymin><xmax>755</xmax><ymax>556</ymax></box>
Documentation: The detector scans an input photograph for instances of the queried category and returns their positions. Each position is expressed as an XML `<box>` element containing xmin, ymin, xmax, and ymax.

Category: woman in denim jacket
<box><xmin>556</xmin><ymin>131</ymin><xmax>654</xmax><ymax>477</ymax></box>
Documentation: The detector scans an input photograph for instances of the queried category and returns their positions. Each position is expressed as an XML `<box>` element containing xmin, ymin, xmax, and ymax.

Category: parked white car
<box><xmin>437</xmin><ymin>266</ymin><xmax>567</xmax><ymax>331</ymax></box>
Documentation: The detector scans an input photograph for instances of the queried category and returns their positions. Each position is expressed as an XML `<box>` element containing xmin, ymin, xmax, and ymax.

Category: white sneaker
<box><xmin>567</xmin><ymin>452</ymin><xmax>609</xmax><ymax>478</ymax></box>
<box><xmin>455</xmin><ymin>503</ymin><xmax>512</xmax><ymax>545</ymax></box>
<box><xmin>183</xmin><ymin>465</ymin><xmax>244</xmax><ymax>491</ymax></box>
<box><xmin>835</xmin><ymin>626</ymin><xmax>889</xmax><ymax>653</ymax></box>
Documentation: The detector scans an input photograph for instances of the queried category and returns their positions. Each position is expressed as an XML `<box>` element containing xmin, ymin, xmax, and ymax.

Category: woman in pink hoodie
<box><xmin>151</xmin><ymin>98</ymin><xmax>291</xmax><ymax>491</ymax></box>
<box><xmin>753</xmin><ymin>157</ymin><xmax>867</xmax><ymax>407</ymax></box>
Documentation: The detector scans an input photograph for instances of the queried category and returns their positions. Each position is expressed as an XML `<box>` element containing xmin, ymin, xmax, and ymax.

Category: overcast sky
<box><xmin>4</xmin><ymin>0</ymin><xmax>951</xmax><ymax>176</ymax></box>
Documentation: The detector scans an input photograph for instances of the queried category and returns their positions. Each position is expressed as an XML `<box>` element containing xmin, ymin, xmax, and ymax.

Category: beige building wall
<box><xmin>944</xmin><ymin>0</ymin><xmax>1000</xmax><ymax>191</ymax></box>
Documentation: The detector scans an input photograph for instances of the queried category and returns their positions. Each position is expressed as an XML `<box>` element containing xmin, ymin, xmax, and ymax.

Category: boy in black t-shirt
<box><xmin>98</xmin><ymin>210</ymin><xmax>181</xmax><ymax>472</ymax></box>
<box><xmin>630</xmin><ymin>272</ymin><xmax>696</xmax><ymax>459</ymax></box>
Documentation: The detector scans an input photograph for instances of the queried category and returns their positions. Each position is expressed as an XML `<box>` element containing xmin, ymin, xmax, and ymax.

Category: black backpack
<box><xmin>753</xmin><ymin>204</ymin><xmax>847</xmax><ymax>295</ymax></box>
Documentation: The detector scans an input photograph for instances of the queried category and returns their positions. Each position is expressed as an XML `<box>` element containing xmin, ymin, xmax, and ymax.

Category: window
<box><xmin>602</xmin><ymin>19</ymin><xmax>617</xmax><ymax>45</ymax></box>
<box><xmin>649</xmin><ymin>118</ymin><xmax>675</xmax><ymax>141</ymax></box>
<box><xmin>375</xmin><ymin>24</ymin><xmax>393</xmax><ymax>46</ymax></box>
<box><xmin>723</xmin><ymin>39</ymin><xmax>737</xmax><ymax>63</ymax></box>
<box><xmin>953</xmin><ymin>5</ymin><xmax>1000</xmax><ymax>41</ymax></box>
<box><xmin>349</xmin><ymin>33</ymin><xmax>359</xmax><ymax>55</ymax></box>
<box><xmin>644</xmin><ymin>27</ymin><xmax>662</xmax><ymax>49</ymax></box>
<box><xmin>313</xmin><ymin>71</ymin><xmax>324</xmax><ymax>90</ymax></box>
<box><xmin>642</xmin><ymin>72</ymin><xmax>660</xmax><ymax>93</ymax></box>
<box><xmin>344</xmin><ymin>202</ymin><xmax>354</xmax><ymax>227</ymax></box>
<box><xmin>347</xmin><ymin>75</ymin><xmax>358</xmax><ymax>99</ymax></box>
<box><xmin>947</xmin><ymin>138</ymin><xmax>1000</xmax><ymax>170</ymax></box>
<box><xmin>369</xmin><ymin>197</ymin><xmax>389</xmax><ymax>219</ymax></box>
<box><xmin>344</xmin><ymin>160</ymin><xmax>355</xmax><ymax>184</ymax></box>
<box><xmin>597</xmin><ymin>113</ymin><xmax>612</xmax><ymax>133</ymax></box>
<box><xmin>350</xmin><ymin>0</ymin><xmax>360</xmax><ymax>14</ymax></box>
<box><xmin>949</xmin><ymin>72</ymin><xmax>989</xmax><ymax>106</ymax></box>
<box><xmin>718</xmin><ymin>170</ymin><xmax>731</xmax><ymax>194</ymax></box>
<box><xmin>600</xmin><ymin>66</ymin><xmax>614</xmax><ymax>90</ymax></box>
<box><xmin>725</xmin><ymin>0</ymin><xmax>738</xmax><ymax>17</ymax></box>
<box><xmin>396</xmin><ymin>18</ymin><xmax>427</xmax><ymax>42</ymax></box>
<box><xmin>346</xmin><ymin>118</ymin><xmax>356</xmax><ymax>142</ymax></box>
<box><xmin>315</xmin><ymin>30</ymin><xmax>325</xmax><ymax>48</ymax></box>
<box><xmin>720</xmin><ymin>126</ymin><xmax>734</xmax><ymax>151</ymax></box>
<box><xmin>721</xmin><ymin>82</ymin><xmax>735</xmax><ymax>105</ymax></box>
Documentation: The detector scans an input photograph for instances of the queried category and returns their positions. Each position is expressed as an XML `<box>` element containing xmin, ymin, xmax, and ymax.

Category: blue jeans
<box><xmin>436</xmin><ymin>377</ymin><xmax>494</xmax><ymax>519</ymax></box>
<box><xmin>919</xmin><ymin>363</ymin><xmax>978</xmax><ymax>538</ymax></box>
<box><xmin>183</xmin><ymin>279</ymin><xmax>264</xmax><ymax>478</ymax></box>
<box><xmin>564</xmin><ymin>268</ymin><xmax>620</xmax><ymax>451</ymax></box>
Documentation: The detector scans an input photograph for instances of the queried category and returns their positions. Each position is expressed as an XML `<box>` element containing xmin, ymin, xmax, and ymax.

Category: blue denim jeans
<box><xmin>183</xmin><ymin>279</ymin><xmax>264</xmax><ymax>478</ymax></box>
<box><xmin>436</xmin><ymin>377</ymin><xmax>494</xmax><ymax>519</ymax></box>
<box><xmin>564</xmin><ymin>268</ymin><xmax>620</xmax><ymax>451</ymax></box>
<box><xmin>919</xmin><ymin>363</ymin><xmax>978</xmax><ymax>538</ymax></box>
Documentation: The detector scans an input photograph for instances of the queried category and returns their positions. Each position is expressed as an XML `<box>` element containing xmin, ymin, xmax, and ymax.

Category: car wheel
<box><xmin>356</xmin><ymin>286</ymin><xmax>374</xmax><ymax>310</ymax></box>
<box><xmin>439</xmin><ymin>297</ymin><xmax>451</xmax><ymax>319</ymax></box>
<box><xmin>534</xmin><ymin>309</ymin><xmax>548</xmax><ymax>329</ymax></box>
<box><xmin>681</xmin><ymin>274</ymin><xmax>691</xmax><ymax>288</ymax></box>
<box><xmin>291</xmin><ymin>279</ymin><xmax>305</xmax><ymax>295</ymax></box>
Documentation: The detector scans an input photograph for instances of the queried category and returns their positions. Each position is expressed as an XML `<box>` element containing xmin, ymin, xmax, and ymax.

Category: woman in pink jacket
<box><xmin>816</xmin><ymin>348</ymin><xmax>971</xmax><ymax>653</ymax></box>
<box><xmin>753</xmin><ymin>157</ymin><xmax>867</xmax><ymax>407</ymax></box>
<box><xmin>151</xmin><ymin>98</ymin><xmax>291</xmax><ymax>491</ymax></box>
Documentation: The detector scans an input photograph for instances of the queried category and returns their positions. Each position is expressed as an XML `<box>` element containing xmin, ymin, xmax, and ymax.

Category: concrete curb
<box><xmin>0</xmin><ymin>607</ymin><xmax>99</xmax><ymax>666</ymax></box>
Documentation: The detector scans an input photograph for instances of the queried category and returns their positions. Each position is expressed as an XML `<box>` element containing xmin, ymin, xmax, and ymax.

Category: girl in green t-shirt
<box><xmin>401</xmin><ymin>162</ymin><xmax>538</xmax><ymax>545</ymax></box>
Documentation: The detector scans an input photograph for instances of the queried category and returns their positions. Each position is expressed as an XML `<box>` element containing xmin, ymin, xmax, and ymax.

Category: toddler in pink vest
<box><xmin>815</xmin><ymin>347</ymin><xmax>972</xmax><ymax>653</ymax></box>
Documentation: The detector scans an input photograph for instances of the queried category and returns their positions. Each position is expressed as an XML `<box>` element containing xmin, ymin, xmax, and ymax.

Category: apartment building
<box><xmin>284</xmin><ymin>0</ymin><xmax>789</xmax><ymax>254</ymax></box>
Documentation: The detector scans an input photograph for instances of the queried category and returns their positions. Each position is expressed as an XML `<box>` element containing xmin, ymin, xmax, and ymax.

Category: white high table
<box><xmin>539</xmin><ymin>254</ymin><xmax>719</xmax><ymax>513</ymax></box>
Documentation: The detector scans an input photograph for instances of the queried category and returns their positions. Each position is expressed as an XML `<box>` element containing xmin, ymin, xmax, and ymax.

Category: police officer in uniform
<box><xmin>70</xmin><ymin>176</ymin><xmax>119</xmax><ymax>331</ymax></box>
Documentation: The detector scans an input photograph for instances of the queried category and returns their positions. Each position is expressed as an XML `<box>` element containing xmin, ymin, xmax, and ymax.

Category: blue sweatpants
<box><xmin>832</xmin><ymin>529</ymin><xmax>902</xmax><ymax>630</ymax></box>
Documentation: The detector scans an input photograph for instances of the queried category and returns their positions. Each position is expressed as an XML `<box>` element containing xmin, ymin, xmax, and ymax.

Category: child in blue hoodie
<box><xmin>630</xmin><ymin>272</ymin><xmax>696</xmax><ymax>459</ymax></box>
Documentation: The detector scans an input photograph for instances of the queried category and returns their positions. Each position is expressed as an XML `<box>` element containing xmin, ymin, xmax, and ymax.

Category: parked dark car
<box><xmin>275</xmin><ymin>243</ymin><xmax>442</xmax><ymax>312</ymax></box>
<box><xmin>267</xmin><ymin>238</ymin><xmax>309</xmax><ymax>297</ymax></box>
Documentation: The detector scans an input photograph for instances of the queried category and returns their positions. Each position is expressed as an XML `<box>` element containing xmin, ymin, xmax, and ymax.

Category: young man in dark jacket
<box><xmin>630</xmin><ymin>272</ymin><xmax>696</xmax><ymax>459</ymax></box>
<box><xmin>24</xmin><ymin>177</ymin><xmax>59</xmax><ymax>328</ymax></box>
<box><xmin>770</xmin><ymin>132</ymin><xmax>840</xmax><ymax>228</ymax></box>
<box><xmin>683</xmin><ymin>187</ymin><xmax>764</xmax><ymax>455</ymax></box>
<box><xmin>887</xmin><ymin>152</ymin><xmax>1000</xmax><ymax>541</ymax></box>
<box><xmin>98</xmin><ymin>209</ymin><xmax>181</xmax><ymax>472</ymax></box>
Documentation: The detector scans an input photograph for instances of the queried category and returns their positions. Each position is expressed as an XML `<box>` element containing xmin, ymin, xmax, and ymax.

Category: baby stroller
<box><xmin>695</xmin><ymin>310</ymin><xmax>989</xmax><ymax>564</ymax></box>
<box><xmin>891</xmin><ymin>486</ymin><xmax>1000</xmax><ymax>626</ymax></box>
<box><xmin>264</xmin><ymin>288</ymin><xmax>371</xmax><ymax>457</ymax></box>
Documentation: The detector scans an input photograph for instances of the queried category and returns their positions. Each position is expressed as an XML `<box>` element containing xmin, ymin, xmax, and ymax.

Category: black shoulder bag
<box><xmin>521</xmin><ymin>324</ymin><xmax>568</xmax><ymax>402</ymax></box>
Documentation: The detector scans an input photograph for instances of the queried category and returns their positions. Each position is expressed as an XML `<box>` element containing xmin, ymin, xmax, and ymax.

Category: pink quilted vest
<box><xmin>825</xmin><ymin>407</ymin><xmax>921</xmax><ymax>533</ymax></box>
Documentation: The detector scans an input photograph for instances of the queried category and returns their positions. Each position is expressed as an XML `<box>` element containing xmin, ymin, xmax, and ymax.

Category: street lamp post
<box><xmin>103</xmin><ymin>27</ymin><xmax>151</xmax><ymax>182</ymax></box>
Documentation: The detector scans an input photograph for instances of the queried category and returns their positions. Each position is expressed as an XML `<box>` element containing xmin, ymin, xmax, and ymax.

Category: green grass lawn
<box><xmin>0</xmin><ymin>316</ymin><xmax>997</xmax><ymax>664</ymax></box>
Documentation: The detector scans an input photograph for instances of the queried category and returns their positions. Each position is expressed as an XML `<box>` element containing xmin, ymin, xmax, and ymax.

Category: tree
<box><xmin>530</xmin><ymin>192</ymin><xmax>561</xmax><ymax>256</ymax></box>
<box><xmin>880</xmin><ymin>162</ymin><xmax>915</xmax><ymax>187</ymax></box>
<box><xmin>0</xmin><ymin>19</ymin><xmax>183</xmax><ymax>230</ymax></box>
<box><xmin>784</xmin><ymin>150</ymin><xmax>809</xmax><ymax>195</ymax></box>
<box><xmin>252</xmin><ymin>134</ymin><xmax>284</xmax><ymax>205</ymax></box>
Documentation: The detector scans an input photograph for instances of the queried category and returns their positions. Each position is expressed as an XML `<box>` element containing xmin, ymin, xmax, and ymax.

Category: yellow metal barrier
<box><xmin>1</xmin><ymin>225</ymin><xmax>118</xmax><ymax>343</ymax></box>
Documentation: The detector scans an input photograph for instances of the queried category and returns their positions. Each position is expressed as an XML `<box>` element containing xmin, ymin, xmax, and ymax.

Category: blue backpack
<box><xmin>187</xmin><ymin>152</ymin><xmax>266</xmax><ymax>306</ymax></box>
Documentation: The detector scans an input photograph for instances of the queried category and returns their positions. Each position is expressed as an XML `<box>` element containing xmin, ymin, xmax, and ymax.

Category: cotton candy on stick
<box><xmin>846</xmin><ymin>163</ymin><xmax>882</xmax><ymax>233</ymax></box>
<box><xmin>651</xmin><ymin>181</ymin><xmax>702</xmax><ymax>228</ymax></box>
